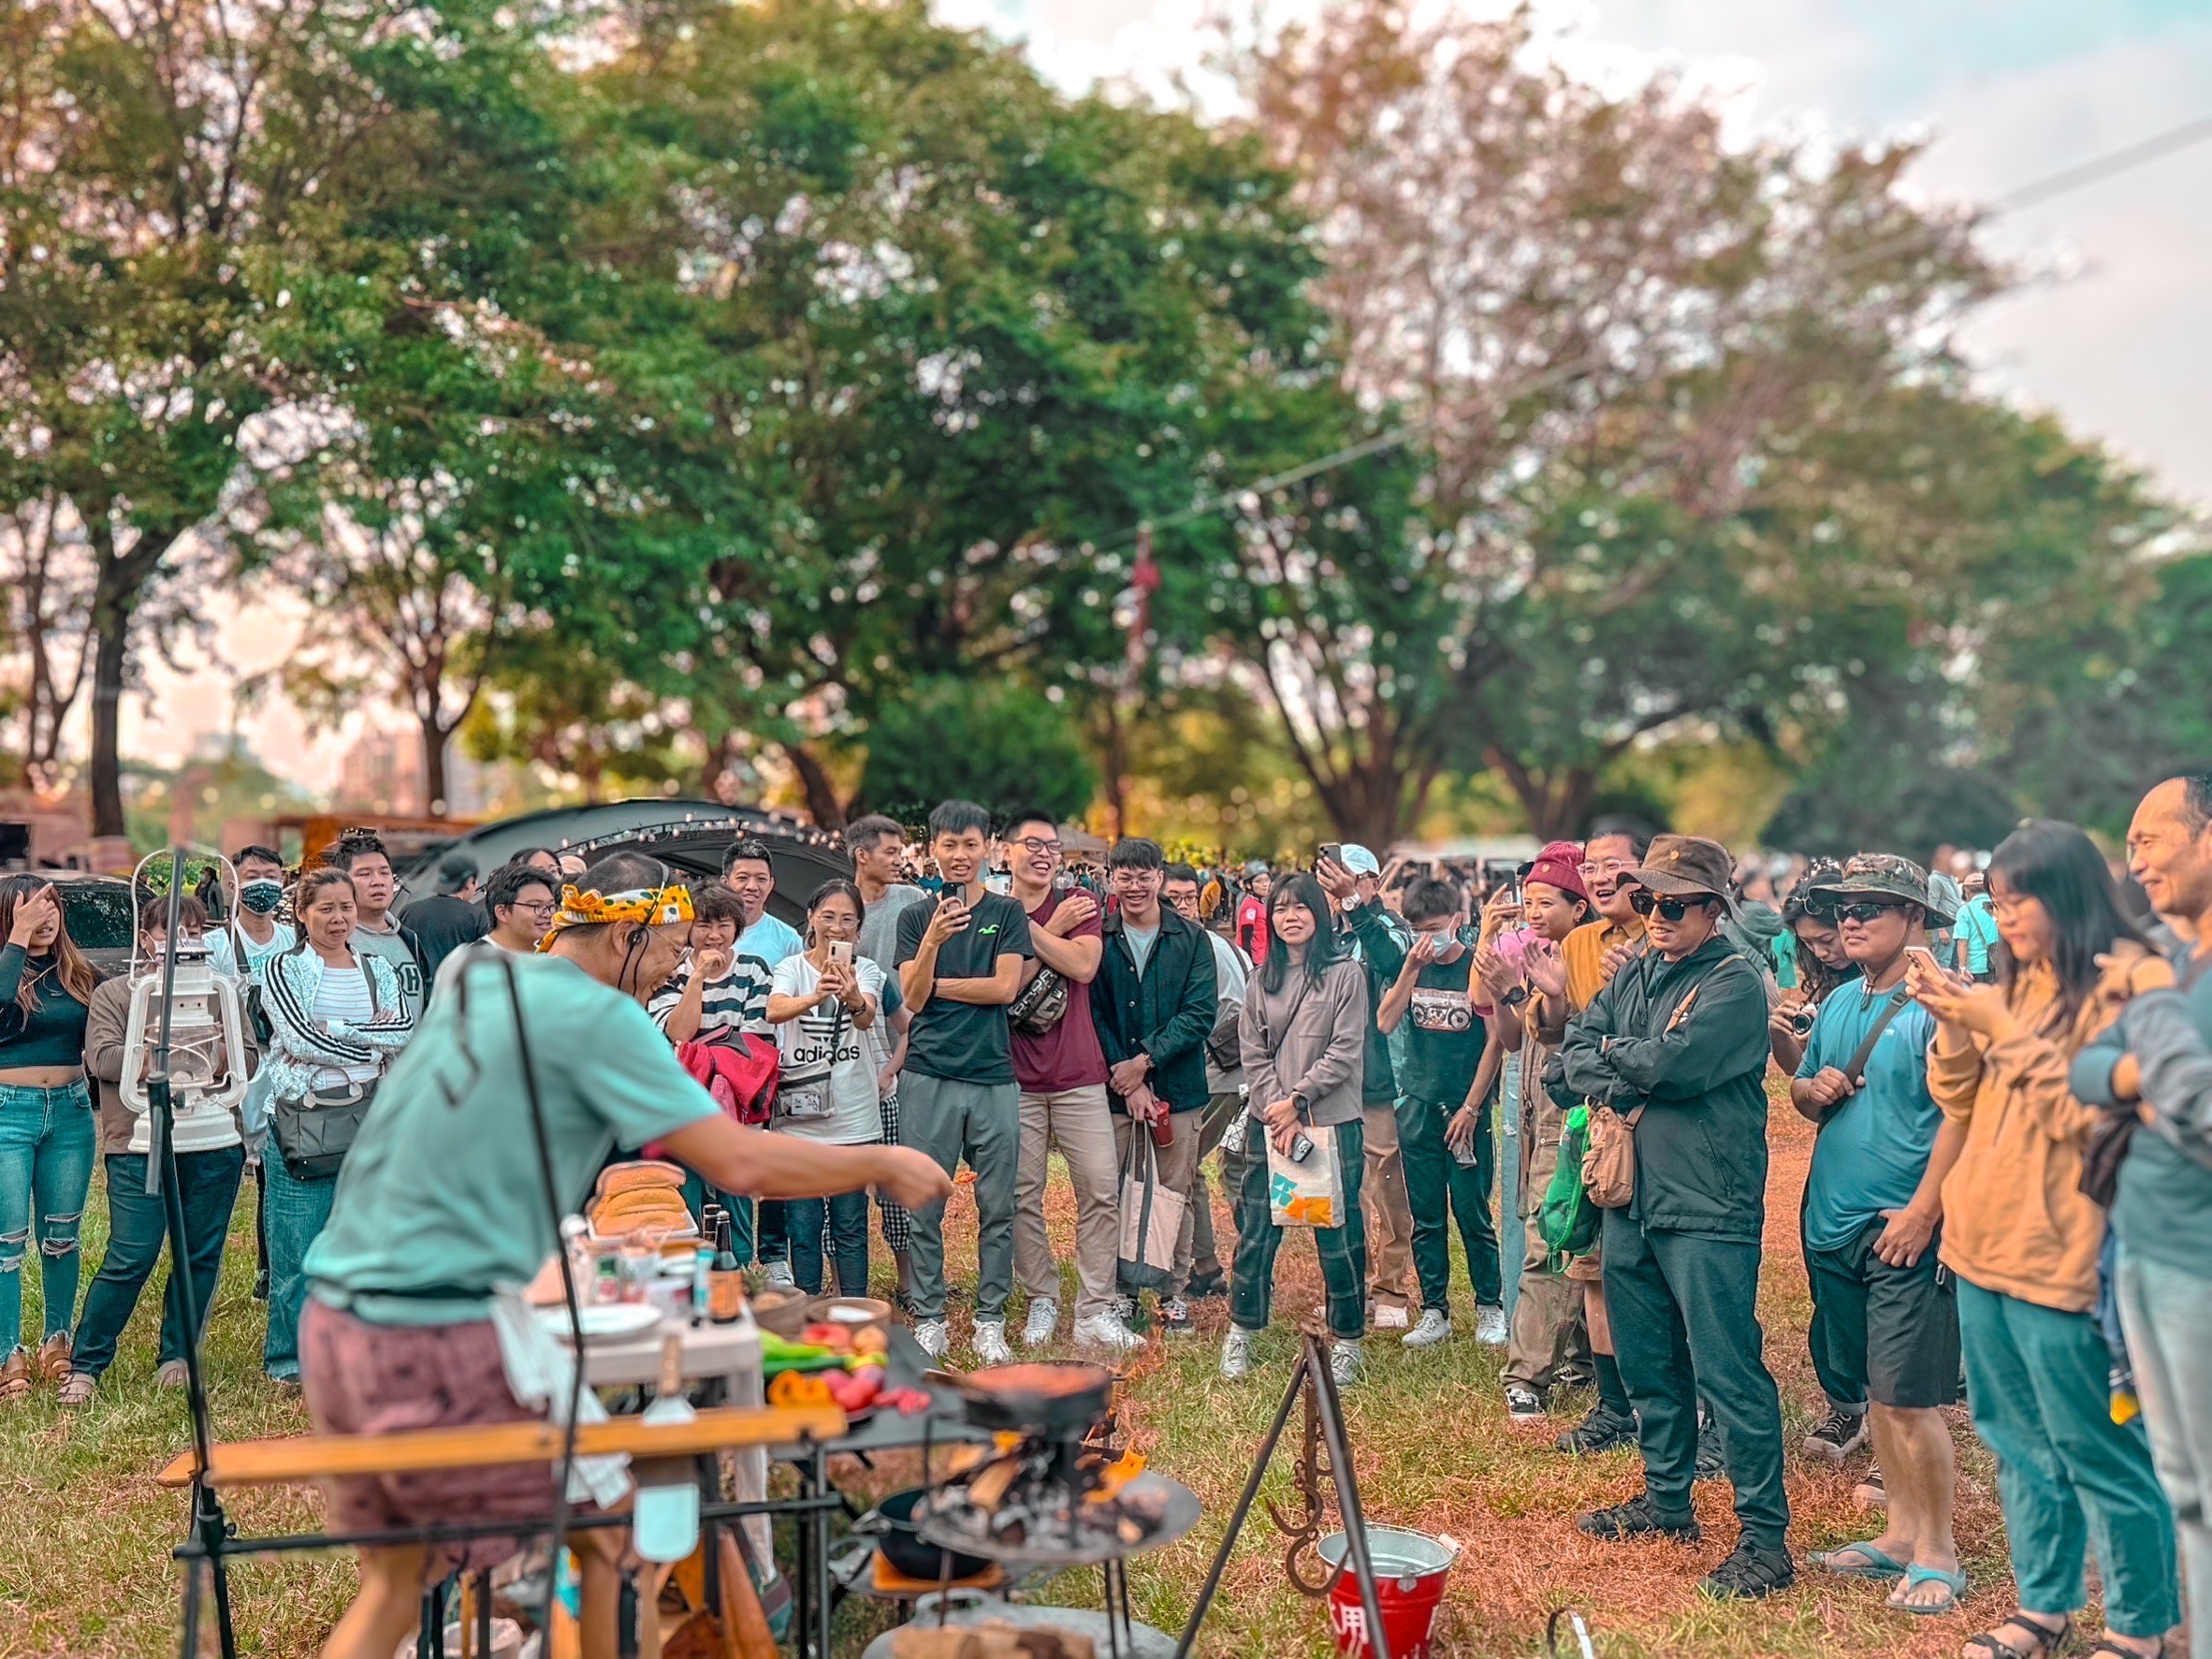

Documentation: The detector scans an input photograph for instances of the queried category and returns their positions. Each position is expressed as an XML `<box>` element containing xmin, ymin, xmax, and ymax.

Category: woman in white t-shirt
<box><xmin>766</xmin><ymin>880</ymin><xmax>881</xmax><ymax>1295</ymax></box>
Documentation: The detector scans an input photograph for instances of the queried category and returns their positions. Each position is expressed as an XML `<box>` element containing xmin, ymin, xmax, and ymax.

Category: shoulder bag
<box><xmin>270</xmin><ymin>962</ymin><xmax>387</xmax><ymax>1182</ymax></box>
<box><xmin>1579</xmin><ymin>954</ymin><xmax>1736</xmax><ymax>1209</ymax></box>
<box><xmin>1009</xmin><ymin>965</ymin><xmax>1070</xmax><ymax>1036</ymax></box>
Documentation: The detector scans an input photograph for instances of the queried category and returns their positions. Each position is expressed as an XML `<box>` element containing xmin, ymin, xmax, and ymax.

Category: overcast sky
<box><xmin>129</xmin><ymin>0</ymin><xmax>2212</xmax><ymax>793</ymax></box>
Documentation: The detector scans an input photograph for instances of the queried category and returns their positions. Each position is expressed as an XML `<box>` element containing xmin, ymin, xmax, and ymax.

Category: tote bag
<box><xmin>1116</xmin><ymin>1129</ymin><xmax>1186</xmax><ymax>1290</ymax></box>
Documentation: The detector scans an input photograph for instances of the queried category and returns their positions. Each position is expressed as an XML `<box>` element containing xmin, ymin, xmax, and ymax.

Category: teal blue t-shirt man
<box><xmin>1796</xmin><ymin>985</ymin><xmax>1942</xmax><ymax>1252</ymax></box>
<box><xmin>305</xmin><ymin>953</ymin><xmax>716</xmax><ymax>1325</ymax></box>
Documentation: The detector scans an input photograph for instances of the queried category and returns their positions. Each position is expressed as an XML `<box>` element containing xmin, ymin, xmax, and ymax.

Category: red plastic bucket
<box><xmin>1319</xmin><ymin>1526</ymin><xmax>1460</xmax><ymax>1659</ymax></box>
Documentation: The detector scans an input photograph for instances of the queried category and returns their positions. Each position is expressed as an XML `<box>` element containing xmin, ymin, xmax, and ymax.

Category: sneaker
<box><xmin>1371</xmin><ymin>1303</ymin><xmax>1411</xmax><ymax>1331</ymax></box>
<box><xmin>1695</xmin><ymin>1418</ymin><xmax>1727</xmax><ymax>1482</ymax></box>
<box><xmin>1403</xmin><ymin>1309</ymin><xmax>1452</xmax><ymax>1348</ymax></box>
<box><xmin>971</xmin><ymin>1319</ymin><xmax>1013</xmax><ymax>1367</ymax></box>
<box><xmin>1474</xmin><ymin>1303</ymin><xmax>1508</xmax><ymax>1346</ymax></box>
<box><xmin>1185</xmin><ymin>1268</ymin><xmax>1228</xmax><ymax>1301</ymax></box>
<box><xmin>1802</xmin><ymin>1405</ymin><xmax>1869</xmax><ymax>1463</ymax></box>
<box><xmin>1330</xmin><ymin>1339</ymin><xmax>1365</xmax><ymax>1388</ymax></box>
<box><xmin>1505</xmin><ymin>1384</ymin><xmax>1547</xmax><ymax>1423</ymax></box>
<box><xmin>1220</xmin><ymin>1328</ymin><xmax>1257</xmax><ymax>1380</ymax></box>
<box><xmin>1022</xmin><ymin>1297</ymin><xmax>1060</xmax><ymax>1348</ymax></box>
<box><xmin>1557</xmin><ymin>1404</ymin><xmax>1638</xmax><ymax>1455</ymax></box>
<box><xmin>1854</xmin><ymin>1459</ymin><xmax>1887</xmax><ymax>1509</ymax></box>
<box><xmin>912</xmin><ymin>1318</ymin><xmax>951</xmax><ymax>1361</ymax></box>
<box><xmin>252</xmin><ymin>1267</ymin><xmax>269</xmax><ymax>1302</ymax></box>
<box><xmin>1158</xmin><ymin>1298</ymin><xmax>1196</xmax><ymax>1337</ymax></box>
<box><xmin>1578</xmin><ymin>1492</ymin><xmax>1701</xmax><ymax>1543</ymax></box>
<box><xmin>764</xmin><ymin>1259</ymin><xmax>797</xmax><ymax>1291</ymax></box>
<box><xmin>1699</xmin><ymin>1538</ymin><xmax>1796</xmax><ymax>1600</ymax></box>
<box><xmin>155</xmin><ymin>1361</ymin><xmax>190</xmax><ymax>1390</ymax></box>
<box><xmin>1073</xmin><ymin>1314</ymin><xmax>1144</xmax><ymax>1355</ymax></box>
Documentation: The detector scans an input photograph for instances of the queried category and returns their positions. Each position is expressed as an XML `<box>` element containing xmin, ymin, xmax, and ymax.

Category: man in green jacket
<box><xmin>1551</xmin><ymin>835</ymin><xmax>1794</xmax><ymax>1600</ymax></box>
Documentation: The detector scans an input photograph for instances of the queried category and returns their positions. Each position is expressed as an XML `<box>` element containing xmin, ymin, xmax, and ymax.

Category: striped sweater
<box><xmin>258</xmin><ymin>946</ymin><xmax>415</xmax><ymax>1102</ymax></box>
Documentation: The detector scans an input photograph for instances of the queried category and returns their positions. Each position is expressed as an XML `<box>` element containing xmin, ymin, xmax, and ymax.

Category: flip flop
<box><xmin>1887</xmin><ymin>1564</ymin><xmax>1967</xmax><ymax>1616</ymax></box>
<box><xmin>1810</xmin><ymin>1540</ymin><xmax>1908</xmax><ymax>1580</ymax></box>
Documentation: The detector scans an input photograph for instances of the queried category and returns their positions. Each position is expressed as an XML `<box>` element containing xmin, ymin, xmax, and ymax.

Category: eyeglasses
<box><xmin>512</xmin><ymin>898</ymin><xmax>559</xmax><ymax>917</ymax></box>
<box><xmin>1627</xmin><ymin>890</ymin><xmax>1710</xmax><ymax>922</ymax></box>
<box><xmin>1835</xmin><ymin>900</ymin><xmax>1909</xmax><ymax>924</ymax></box>
<box><xmin>1579</xmin><ymin>857</ymin><xmax>1634</xmax><ymax>878</ymax></box>
<box><xmin>1009</xmin><ymin>837</ymin><xmax>1062</xmax><ymax>856</ymax></box>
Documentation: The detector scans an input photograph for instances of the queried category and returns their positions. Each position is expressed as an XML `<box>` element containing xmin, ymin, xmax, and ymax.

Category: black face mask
<box><xmin>240</xmin><ymin>879</ymin><xmax>284</xmax><ymax>915</ymax></box>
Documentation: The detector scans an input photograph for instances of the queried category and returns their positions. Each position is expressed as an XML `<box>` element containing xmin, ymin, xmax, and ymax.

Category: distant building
<box><xmin>335</xmin><ymin>726</ymin><xmax>495</xmax><ymax>819</ymax></box>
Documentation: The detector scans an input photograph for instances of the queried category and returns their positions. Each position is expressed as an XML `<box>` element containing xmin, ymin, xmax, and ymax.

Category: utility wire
<box><xmin>1095</xmin><ymin>107</ymin><xmax>2212</xmax><ymax>552</ymax></box>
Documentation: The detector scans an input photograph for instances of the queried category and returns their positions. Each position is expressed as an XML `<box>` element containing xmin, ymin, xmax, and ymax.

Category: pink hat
<box><xmin>1524</xmin><ymin>840</ymin><xmax>1587</xmax><ymax>903</ymax></box>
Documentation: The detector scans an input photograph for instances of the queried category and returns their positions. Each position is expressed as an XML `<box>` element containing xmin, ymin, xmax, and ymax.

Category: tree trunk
<box><xmin>783</xmin><ymin>739</ymin><xmax>848</xmax><ymax>831</ymax></box>
<box><xmin>1495</xmin><ymin>762</ymin><xmax>1601</xmax><ymax>842</ymax></box>
<box><xmin>420</xmin><ymin>714</ymin><xmax>451</xmax><ymax>817</ymax></box>
<box><xmin>87</xmin><ymin>561</ymin><xmax>134</xmax><ymax>840</ymax></box>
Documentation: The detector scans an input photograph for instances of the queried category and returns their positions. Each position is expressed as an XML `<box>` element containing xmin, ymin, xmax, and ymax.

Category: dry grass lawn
<box><xmin>0</xmin><ymin>1084</ymin><xmax>2136</xmax><ymax>1656</ymax></box>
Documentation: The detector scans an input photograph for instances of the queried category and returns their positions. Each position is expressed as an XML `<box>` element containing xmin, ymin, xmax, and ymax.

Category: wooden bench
<box><xmin>156</xmin><ymin>1404</ymin><xmax>846</xmax><ymax>1490</ymax></box>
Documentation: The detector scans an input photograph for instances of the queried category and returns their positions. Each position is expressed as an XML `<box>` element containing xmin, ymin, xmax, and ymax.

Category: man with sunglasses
<box><xmin>1791</xmin><ymin>855</ymin><xmax>1966</xmax><ymax>1613</ymax></box>
<box><xmin>1552</xmin><ymin>835</ymin><xmax>1795</xmax><ymax>1599</ymax></box>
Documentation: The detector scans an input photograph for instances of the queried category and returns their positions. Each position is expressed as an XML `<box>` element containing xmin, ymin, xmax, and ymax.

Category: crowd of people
<box><xmin>0</xmin><ymin>776</ymin><xmax>2206</xmax><ymax>1659</ymax></box>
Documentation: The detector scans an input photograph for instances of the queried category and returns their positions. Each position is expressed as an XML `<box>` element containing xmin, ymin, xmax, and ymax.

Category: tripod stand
<box><xmin>1172</xmin><ymin>1328</ymin><xmax>1393</xmax><ymax>1659</ymax></box>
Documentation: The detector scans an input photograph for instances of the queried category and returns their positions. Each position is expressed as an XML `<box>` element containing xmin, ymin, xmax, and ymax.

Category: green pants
<box><xmin>1231</xmin><ymin>1117</ymin><xmax>1368</xmax><ymax>1341</ymax></box>
<box><xmin>1602</xmin><ymin>1209</ymin><xmax>1790</xmax><ymax>1548</ymax></box>
<box><xmin>898</xmin><ymin>1072</ymin><xmax>1021</xmax><ymax>1325</ymax></box>
<box><xmin>1957</xmin><ymin>1277</ymin><xmax>2179</xmax><ymax>1637</ymax></box>
<box><xmin>1396</xmin><ymin>1094</ymin><xmax>1501</xmax><ymax>1315</ymax></box>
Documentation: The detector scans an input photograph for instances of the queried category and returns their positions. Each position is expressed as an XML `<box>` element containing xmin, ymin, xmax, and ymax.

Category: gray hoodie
<box><xmin>1238</xmin><ymin>953</ymin><xmax>1368</xmax><ymax>1128</ymax></box>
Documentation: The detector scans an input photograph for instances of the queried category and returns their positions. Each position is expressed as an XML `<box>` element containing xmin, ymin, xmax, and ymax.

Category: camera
<box><xmin>1786</xmin><ymin>1004</ymin><xmax>1818</xmax><ymax>1039</ymax></box>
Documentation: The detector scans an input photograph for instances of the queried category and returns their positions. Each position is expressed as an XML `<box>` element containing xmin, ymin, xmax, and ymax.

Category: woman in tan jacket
<box><xmin>1910</xmin><ymin>822</ymin><xmax>2177</xmax><ymax>1659</ymax></box>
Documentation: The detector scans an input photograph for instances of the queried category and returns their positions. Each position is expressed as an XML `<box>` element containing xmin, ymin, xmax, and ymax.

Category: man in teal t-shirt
<box><xmin>298</xmin><ymin>852</ymin><xmax>951</xmax><ymax>1659</ymax></box>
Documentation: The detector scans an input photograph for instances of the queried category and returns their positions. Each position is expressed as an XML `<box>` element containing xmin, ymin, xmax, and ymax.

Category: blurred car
<box><xmin>45</xmin><ymin>872</ymin><xmax>138</xmax><ymax>979</ymax></box>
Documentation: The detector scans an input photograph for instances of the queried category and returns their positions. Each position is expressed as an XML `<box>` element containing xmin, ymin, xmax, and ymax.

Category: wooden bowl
<box><xmin>806</xmin><ymin>1294</ymin><xmax>893</xmax><ymax>1338</ymax></box>
<box><xmin>750</xmin><ymin>1286</ymin><xmax>811</xmax><ymax>1338</ymax></box>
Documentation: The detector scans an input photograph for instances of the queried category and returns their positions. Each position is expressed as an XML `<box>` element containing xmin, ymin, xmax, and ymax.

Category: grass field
<box><xmin>0</xmin><ymin>1086</ymin><xmax>2126</xmax><ymax>1657</ymax></box>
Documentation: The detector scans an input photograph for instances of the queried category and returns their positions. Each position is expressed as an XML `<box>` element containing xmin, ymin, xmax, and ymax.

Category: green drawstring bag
<box><xmin>1538</xmin><ymin>1105</ymin><xmax>1601</xmax><ymax>1257</ymax></box>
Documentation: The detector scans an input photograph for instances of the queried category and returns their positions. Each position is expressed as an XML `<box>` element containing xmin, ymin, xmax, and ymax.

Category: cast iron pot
<box><xmin>870</xmin><ymin>1486</ymin><xmax>994</xmax><ymax>1582</ymax></box>
<box><xmin>938</xmin><ymin>1361</ymin><xmax>1114</xmax><ymax>1436</ymax></box>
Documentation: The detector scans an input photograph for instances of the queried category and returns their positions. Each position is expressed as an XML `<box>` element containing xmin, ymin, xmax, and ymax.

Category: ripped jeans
<box><xmin>0</xmin><ymin>1078</ymin><xmax>96</xmax><ymax>1353</ymax></box>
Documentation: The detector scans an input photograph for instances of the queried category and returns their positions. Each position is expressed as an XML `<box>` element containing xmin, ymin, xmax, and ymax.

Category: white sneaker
<box><xmin>1073</xmin><ymin>1314</ymin><xmax>1144</xmax><ymax>1355</ymax></box>
<box><xmin>1371</xmin><ymin>1303</ymin><xmax>1410</xmax><ymax>1331</ymax></box>
<box><xmin>1403</xmin><ymin>1309</ymin><xmax>1452</xmax><ymax>1348</ymax></box>
<box><xmin>1330</xmin><ymin>1339</ymin><xmax>1365</xmax><ymax>1387</ymax></box>
<box><xmin>971</xmin><ymin>1319</ymin><xmax>1014</xmax><ymax>1367</ymax></box>
<box><xmin>912</xmin><ymin>1318</ymin><xmax>950</xmax><ymax>1361</ymax></box>
<box><xmin>764</xmin><ymin>1259</ymin><xmax>797</xmax><ymax>1291</ymax></box>
<box><xmin>1022</xmin><ymin>1297</ymin><xmax>1060</xmax><ymax>1348</ymax></box>
<box><xmin>1220</xmin><ymin>1328</ymin><xmax>1256</xmax><ymax>1379</ymax></box>
<box><xmin>1474</xmin><ymin>1303</ymin><xmax>1509</xmax><ymax>1346</ymax></box>
<box><xmin>1113</xmin><ymin>1294</ymin><xmax>1137</xmax><ymax>1325</ymax></box>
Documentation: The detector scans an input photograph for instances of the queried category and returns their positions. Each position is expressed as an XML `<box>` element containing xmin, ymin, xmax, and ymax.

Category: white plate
<box><xmin>537</xmin><ymin>1302</ymin><xmax>662</xmax><ymax>1339</ymax></box>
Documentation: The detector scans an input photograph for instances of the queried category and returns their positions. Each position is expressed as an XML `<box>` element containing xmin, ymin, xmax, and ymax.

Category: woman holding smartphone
<box><xmin>766</xmin><ymin>880</ymin><xmax>882</xmax><ymax>1296</ymax></box>
<box><xmin>0</xmin><ymin>878</ymin><xmax>101</xmax><ymax>1400</ymax></box>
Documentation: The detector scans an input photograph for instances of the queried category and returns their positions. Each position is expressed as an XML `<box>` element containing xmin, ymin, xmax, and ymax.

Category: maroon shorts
<box><xmin>302</xmin><ymin>1299</ymin><xmax>583</xmax><ymax>1576</ymax></box>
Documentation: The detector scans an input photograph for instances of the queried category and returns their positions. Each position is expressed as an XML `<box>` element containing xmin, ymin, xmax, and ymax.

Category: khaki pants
<box><xmin>1361</xmin><ymin>1100</ymin><xmax>1418</xmax><ymax>1314</ymax></box>
<box><xmin>1503</xmin><ymin>1113</ymin><xmax>1587</xmax><ymax>1390</ymax></box>
<box><xmin>1012</xmin><ymin>1084</ymin><xmax>1121</xmax><ymax>1323</ymax></box>
<box><xmin>1112</xmin><ymin>1113</ymin><xmax>1204</xmax><ymax>1300</ymax></box>
<box><xmin>1179</xmin><ymin>1090</ymin><xmax>1244</xmax><ymax>1285</ymax></box>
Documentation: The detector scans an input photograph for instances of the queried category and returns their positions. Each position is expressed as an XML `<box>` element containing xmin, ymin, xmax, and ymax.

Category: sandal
<box><xmin>1966</xmin><ymin>1614</ymin><xmax>2072</xmax><ymax>1659</ymax></box>
<box><xmin>36</xmin><ymin>1331</ymin><xmax>71</xmax><ymax>1381</ymax></box>
<box><xmin>2085</xmin><ymin>1642</ymin><xmax>2163</xmax><ymax>1659</ymax></box>
<box><xmin>56</xmin><ymin>1371</ymin><xmax>95</xmax><ymax>1407</ymax></box>
<box><xmin>1811</xmin><ymin>1539</ymin><xmax>1908</xmax><ymax>1580</ymax></box>
<box><xmin>0</xmin><ymin>1348</ymin><xmax>30</xmax><ymax>1404</ymax></box>
<box><xmin>1887</xmin><ymin>1563</ymin><xmax>1966</xmax><ymax>1615</ymax></box>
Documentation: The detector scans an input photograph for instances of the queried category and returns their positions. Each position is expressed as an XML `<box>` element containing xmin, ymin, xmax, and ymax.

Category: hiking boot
<box><xmin>1184</xmin><ymin>1268</ymin><xmax>1228</xmax><ymax>1301</ymax></box>
<box><xmin>1803</xmin><ymin>1405</ymin><xmax>1869</xmax><ymax>1463</ymax></box>
<box><xmin>1504</xmin><ymin>1384</ymin><xmax>1546</xmax><ymax>1423</ymax></box>
<box><xmin>1699</xmin><ymin>1538</ymin><xmax>1797</xmax><ymax>1600</ymax></box>
<box><xmin>1220</xmin><ymin>1328</ymin><xmax>1257</xmax><ymax>1380</ymax></box>
<box><xmin>1330</xmin><ymin>1339</ymin><xmax>1365</xmax><ymax>1388</ymax></box>
<box><xmin>1695</xmin><ymin>1417</ymin><xmax>1727</xmax><ymax>1482</ymax></box>
<box><xmin>1578</xmin><ymin>1493</ymin><xmax>1701</xmax><ymax>1543</ymax></box>
<box><xmin>1074</xmin><ymin>1314</ymin><xmax>1145</xmax><ymax>1355</ymax></box>
<box><xmin>971</xmin><ymin>1320</ymin><xmax>1014</xmax><ymax>1367</ymax></box>
<box><xmin>1021</xmin><ymin>1297</ymin><xmax>1060</xmax><ymax>1348</ymax></box>
<box><xmin>1403</xmin><ymin>1309</ymin><xmax>1452</xmax><ymax>1348</ymax></box>
<box><xmin>1557</xmin><ymin>1404</ymin><xmax>1638</xmax><ymax>1455</ymax></box>
<box><xmin>912</xmin><ymin>1318</ymin><xmax>950</xmax><ymax>1361</ymax></box>
<box><xmin>1473</xmin><ymin>1303</ymin><xmax>1508</xmax><ymax>1346</ymax></box>
<box><xmin>1854</xmin><ymin>1459</ymin><xmax>1886</xmax><ymax>1509</ymax></box>
<box><xmin>1158</xmin><ymin>1298</ymin><xmax>1196</xmax><ymax>1337</ymax></box>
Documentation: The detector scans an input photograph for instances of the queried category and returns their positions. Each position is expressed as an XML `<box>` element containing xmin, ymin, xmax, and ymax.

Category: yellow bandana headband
<box><xmin>539</xmin><ymin>882</ymin><xmax>695</xmax><ymax>951</ymax></box>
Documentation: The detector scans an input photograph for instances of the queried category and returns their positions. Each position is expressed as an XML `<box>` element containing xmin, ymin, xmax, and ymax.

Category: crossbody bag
<box><xmin>270</xmin><ymin>962</ymin><xmax>388</xmax><ymax>1181</ymax></box>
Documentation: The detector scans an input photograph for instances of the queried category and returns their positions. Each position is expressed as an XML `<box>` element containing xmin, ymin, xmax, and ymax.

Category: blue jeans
<box><xmin>2115</xmin><ymin>1246</ymin><xmax>2212</xmax><ymax>1658</ymax></box>
<box><xmin>788</xmin><ymin>1189</ymin><xmax>870</xmax><ymax>1297</ymax></box>
<box><xmin>73</xmin><ymin>1146</ymin><xmax>245</xmax><ymax>1378</ymax></box>
<box><xmin>0</xmin><ymin>1078</ymin><xmax>96</xmax><ymax>1352</ymax></box>
<box><xmin>262</xmin><ymin>1153</ymin><xmax>338</xmax><ymax>1381</ymax></box>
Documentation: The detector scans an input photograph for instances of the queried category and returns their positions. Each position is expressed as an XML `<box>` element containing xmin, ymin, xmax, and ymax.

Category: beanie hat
<box><xmin>1524</xmin><ymin>840</ymin><xmax>1587</xmax><ymax>903</ymax></box>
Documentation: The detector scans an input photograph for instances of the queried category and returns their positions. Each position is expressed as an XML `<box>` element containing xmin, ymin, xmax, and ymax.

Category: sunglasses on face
<box><xmin>1835</xmin><ymin>900</ymin><xmax>1908</xmax><ymax>924</ymax></box>
<box><xmin>1627</xmin><ymin>890</ymin><xmax>1711</xmax><ymax>922</ymax></box>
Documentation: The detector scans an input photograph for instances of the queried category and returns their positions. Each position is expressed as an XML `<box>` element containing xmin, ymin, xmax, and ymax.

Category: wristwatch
<box><xmin>1502</xmin><ymin>984</ymin><xmax>1531</xmax><ymax>1009</ymax></box>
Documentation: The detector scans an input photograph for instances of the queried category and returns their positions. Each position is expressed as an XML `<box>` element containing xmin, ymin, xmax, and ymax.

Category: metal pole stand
<box><xmin>1171</xmin><ymin>1329</ymin><xmax>1392</xmax><ymax>1659</ymax></box>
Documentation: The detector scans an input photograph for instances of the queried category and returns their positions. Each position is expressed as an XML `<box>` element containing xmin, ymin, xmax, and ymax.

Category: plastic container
<box><xmin>1318</xmin><ymin>1526</ymin><xmax>1460</xmax><ymax>1659</ymax></box>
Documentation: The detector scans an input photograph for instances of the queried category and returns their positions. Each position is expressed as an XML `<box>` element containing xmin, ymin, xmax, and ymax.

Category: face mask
<box><xmin>240</xmin><ymin>879</ymin><xmax>284</xmax><ymax>915</ymax></box>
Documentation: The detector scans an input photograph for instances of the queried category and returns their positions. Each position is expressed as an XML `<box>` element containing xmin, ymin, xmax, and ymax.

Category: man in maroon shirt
<box><xmin>1004</xmin><ymin>809</ymin><xmax>1142</xmax><ymax>1354</ymax></box>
